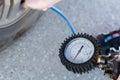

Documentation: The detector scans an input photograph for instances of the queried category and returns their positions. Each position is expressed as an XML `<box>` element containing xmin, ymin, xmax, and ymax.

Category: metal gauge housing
<box><xmin>59</xmin><ymin>33</ymin><xmax>99</xmax><ymax>73</ymax></box>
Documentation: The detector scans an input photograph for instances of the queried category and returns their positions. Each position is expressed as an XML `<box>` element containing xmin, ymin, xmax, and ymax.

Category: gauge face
<box><xmin>64</xmin><ymin>38</ymin><xmax>95</xmax><ymax>64</ymax></box>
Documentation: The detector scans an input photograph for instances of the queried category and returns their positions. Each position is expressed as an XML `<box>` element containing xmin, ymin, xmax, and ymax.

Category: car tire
<box><xmin>0</xmin><ymin>0</ymin><xmax>44</xmax><ymax>51</ymax></box>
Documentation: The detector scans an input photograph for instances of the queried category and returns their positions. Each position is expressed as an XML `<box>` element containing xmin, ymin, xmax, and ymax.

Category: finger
<box><xmin>48</xmin><ymin>0</ymin><xmax>61</xmax><ymax>7</ymax></box>
<box><xmin>22</xmin><ymin>0</ymin><xmax>61</xmax><ymax>10</ymax></box>
<box><xmin>40</xmin><ymin>0</ymin><xmax>61</xmax><ymax>10</ymax></box>
<box><xmin>42</xmin><ymin>8</ymin><xmax>48</xmax><ymax>11</ymax></box>
<box><xmin>114</xmin><ymin>55</ymin><xmax>120</xmax><ymax>61</ymax></box>
<box><xmin>111</xmin><ymin>55</ymin><xmax>119</xmax><ymax>61</ymax></box>
<box><xmin>116</xmin><ymin>58</ymin><xmax>120</xmax><ymax>61</ymax></box>
<box><xmin>49</xmin><ymin>0</ymin><xmax>61</xmax><ymax>4</ymax></box>
<box><xmin>117</xmin><ymin>75</ymin><xmax>120</xmax><ymax>80</ymax></box>
<box><xmin>22</xmin><ymin>2</ymin><xmax>30</xmax><ymax>9</ymax></box>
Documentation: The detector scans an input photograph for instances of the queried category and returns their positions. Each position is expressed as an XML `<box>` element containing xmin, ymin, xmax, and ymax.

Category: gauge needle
<box><xmin>74</xmin><ymin>45</ymin><xmax>84</xmax><ymax>60</ymax></box>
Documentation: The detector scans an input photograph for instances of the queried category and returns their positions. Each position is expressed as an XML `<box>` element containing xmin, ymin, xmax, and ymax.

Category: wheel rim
<box><xmin>0</xmin><ymin>0</ymin><xmax>29</xmax><ymax>28</ymax></box>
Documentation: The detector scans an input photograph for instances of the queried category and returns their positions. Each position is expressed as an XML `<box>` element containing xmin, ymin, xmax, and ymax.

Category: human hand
<box><xmin>22</xmin><ymin>0</ymin><xmax>60</xmax><ymax>11</ymax></box>
<box><xmin>117</xmin><ymin>75</ymin><xmax>120</xmax><ymax>80</ymax></box>
<box><xmin>113</xmin><ymin>55</ymin><xmax>120</xmax><ymax>80</ymax></box>
<box><xmin>114</xmin><ymin>55</ymin><xmax>120</xmax><ymax>62</ymax></box>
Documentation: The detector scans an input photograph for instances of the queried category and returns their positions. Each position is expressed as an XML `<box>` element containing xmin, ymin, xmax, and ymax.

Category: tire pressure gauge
<box><xmin>59</xmin><ymin>33</ymin><xmax>99</xmax><ymax>73</ymax></box>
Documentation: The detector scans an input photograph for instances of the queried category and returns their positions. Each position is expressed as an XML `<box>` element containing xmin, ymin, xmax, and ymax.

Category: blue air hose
<box><xmin>50</xmin><ymin>6</ymin><xmax>77</xmax><ymax>35</ymax></box>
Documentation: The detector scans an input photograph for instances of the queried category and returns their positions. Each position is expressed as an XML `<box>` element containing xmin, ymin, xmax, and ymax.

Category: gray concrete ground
<box><xmin>0</xmin><ymin>0</ymin><xmax>120</xmax><ymax>80</ymax></box>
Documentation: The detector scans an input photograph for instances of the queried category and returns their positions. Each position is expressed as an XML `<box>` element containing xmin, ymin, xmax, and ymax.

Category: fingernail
<box><xmin>49</xmin><ymin>0</ymin><xmax>61</xmax><ymax>5</ymax></box>
<box><xmin>42</xmin><ymin>8</ymin><xmax>48</xmax><ymax>11</ymax></box>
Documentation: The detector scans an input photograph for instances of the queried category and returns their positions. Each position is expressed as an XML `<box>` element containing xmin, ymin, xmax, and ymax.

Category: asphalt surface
<box><xmin>0</xmin><ymin>0</ymin><xmax>120</xmax><ymax>80</ymax></box>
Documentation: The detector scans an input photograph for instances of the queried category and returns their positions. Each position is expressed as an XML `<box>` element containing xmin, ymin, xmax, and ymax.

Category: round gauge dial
<box><xmin>59</xmin><ymin>33</ymin><xmax>99</xmax><ymax>73</ymax></box>
<box><xmin>65</xmin><ymin>38</ymin><xmax>95</xmax><ymax>64</ymax></box>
